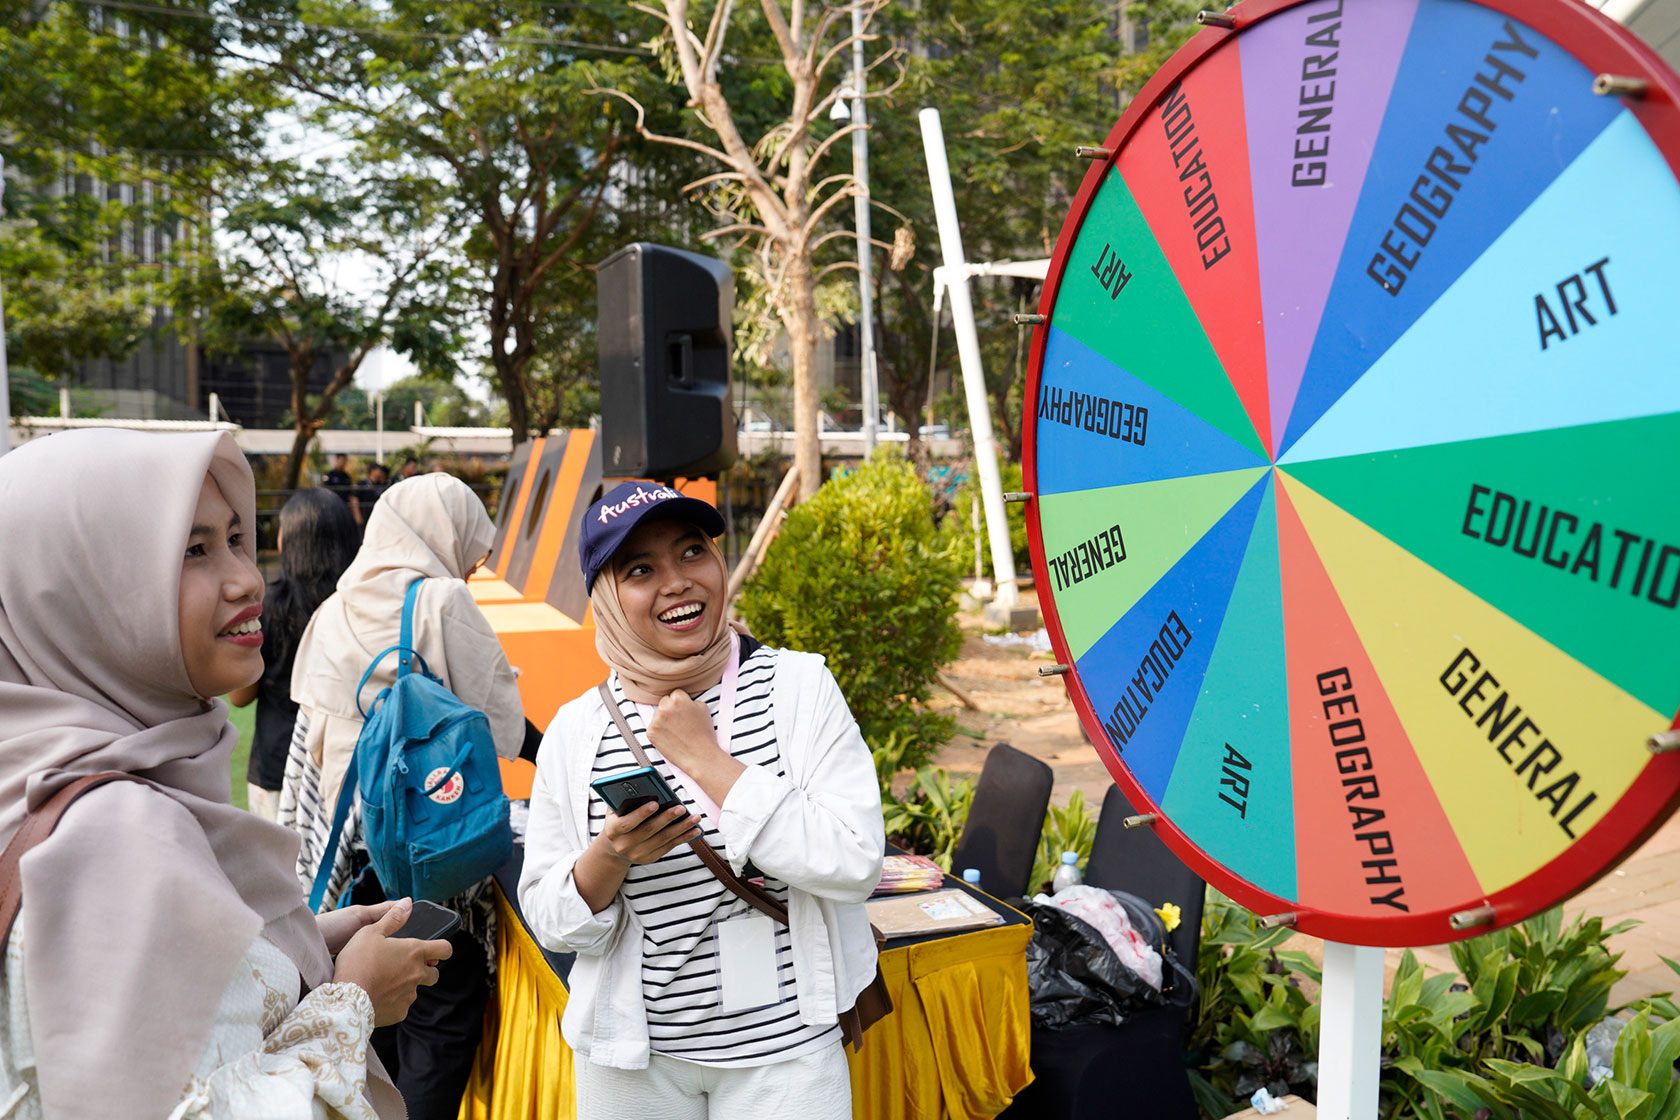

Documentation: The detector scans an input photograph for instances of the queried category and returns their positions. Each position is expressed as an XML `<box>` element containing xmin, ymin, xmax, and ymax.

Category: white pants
<box><xmin>576</xmin><ymin>1043</ymin><xmax>852</xmax><ymax>1120</ymax></box>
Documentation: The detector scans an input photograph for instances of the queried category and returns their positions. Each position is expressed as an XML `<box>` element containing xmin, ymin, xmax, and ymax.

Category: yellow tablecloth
<box><xmin>459</xmin><ymin>882</ymin><xmax>1034</xmax><ymax>1120</ymax></box>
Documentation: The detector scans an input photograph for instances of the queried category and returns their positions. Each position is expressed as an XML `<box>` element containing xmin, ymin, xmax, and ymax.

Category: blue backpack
<box><xmin>309</xmin><ymin>578</ymin><xmax>514</xmax><ymax>910</ymax></box>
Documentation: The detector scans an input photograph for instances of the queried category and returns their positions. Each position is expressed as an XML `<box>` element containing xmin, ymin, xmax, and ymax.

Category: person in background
<box><xmin>228</xmin><ymin>489</ymin><xmax>359</xmax><ymax>821</ymax></box>
<box><xmin>398</xmin><ymin>457</ymin><xmax>421</xmax><ymax>480</ymax></box>
<box><xmin>519</xmin><ymin>482</ymin><xmax>883</xmax><ymax>1120</ymax></box>
<box><xmin>323</xmin><ymin>453</ymin><xmax>355</xmax><ymax>496</ymax></box>
<box><xmin>0</xmin><ymin>428</ymin><xmax>450</xmax><ymax>1119</ymax></box>
<box><xmin>323</xmin><ymin>453</ymin><xmax>364</xmax><ymax>524</ymax></box>
<box><xmin>280</xmin><ymin>473</ymin><xmax>525</xmax><ymax>1120</ymax></box>
<box><xmin>359</xmin><ymin>461</ymin><xmax>391</xmax><ymax>518</ymax></box>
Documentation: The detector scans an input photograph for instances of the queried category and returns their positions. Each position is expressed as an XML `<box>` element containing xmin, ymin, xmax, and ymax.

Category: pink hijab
<box><xmin>0</xmin><ymin>430</ymin><xmax>398</xmax><ymax>1119</ymax></box>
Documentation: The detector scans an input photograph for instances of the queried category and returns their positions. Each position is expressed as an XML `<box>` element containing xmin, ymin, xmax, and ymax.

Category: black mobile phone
<box><xmin>589</xmin><ymin>765</ymin><xmax>684</xmax><ymax>816</ymax></box>
<box><xmin>391</xmin><ymin>900</ymin><xmax>461</xmax><ymax>941</ymax></box>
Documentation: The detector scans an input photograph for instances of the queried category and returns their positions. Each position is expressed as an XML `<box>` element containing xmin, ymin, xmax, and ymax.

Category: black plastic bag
<box><xmin>1022</xmin><ymin>897</ymin><xmax>1167</xmax><ymax>1030</ymax></box>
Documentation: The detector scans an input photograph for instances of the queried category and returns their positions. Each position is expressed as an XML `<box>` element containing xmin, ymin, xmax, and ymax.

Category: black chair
<box><xmin>949</xmin><ymin>743</ymin><xmax>1054</xmax><ymax>900</ymax></box>
<box><xmin>1084</xmin><ymin>785</ymin><xmax>1205</xmax><ymax>971</ymax></box>
<box><xmin>1001</xmin><ymin>784</ymin><xmax>1207</xmax><ymax>1119</ymax></box>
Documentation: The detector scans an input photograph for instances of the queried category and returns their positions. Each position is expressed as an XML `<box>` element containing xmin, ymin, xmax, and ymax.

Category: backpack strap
<box><xmin>398</xmin><ymin>579</ymin><xmax>423</xmax><ymax>678</ymax></box>
<box><xmin>0</xmin><ymin>772</ymin><xmax>144</xmax><ymax>951</ymax></box>
<box><xmin>308</xmin><ymin>749</ymin><xmax>360</xmax><ymax>912</ymax></box>
<box><xmin>596</xmin><ymin>681</ymin><xmax>789</xmax><ymax>925</ymax></box>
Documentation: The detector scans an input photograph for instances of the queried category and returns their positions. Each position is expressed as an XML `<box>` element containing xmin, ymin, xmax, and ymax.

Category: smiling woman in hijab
<box><xmin>518</xmin><ymin>482</ymin><xmax>884</xmax><ymax>1120</ymax></box>
<box><xmin>280</xmin><ymin>472</ymin><xmax>525</xmax><ymax>1120</ymax></box>
<box><xmin>0</xmin><ymin>428</ymin><xmax>450</xmax><ymax>1120</ymax></box>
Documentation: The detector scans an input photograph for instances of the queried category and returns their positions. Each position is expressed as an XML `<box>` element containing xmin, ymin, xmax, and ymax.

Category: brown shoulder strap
<box><xmin>597</xmin><ymin>682</ymin><xmax>790</xmax><ymax>925</ymax></box>
<box><xmin>0</xmin><ymin>772</ymin><xmax>142</xmax><ymax>952</ymax></box>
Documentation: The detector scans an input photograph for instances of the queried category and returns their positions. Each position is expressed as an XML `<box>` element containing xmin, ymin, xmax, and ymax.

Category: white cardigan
<box><xmin>517</xmin><ymin>648</ymin><xmax>885</xmax><ymax>1069</ymax></box>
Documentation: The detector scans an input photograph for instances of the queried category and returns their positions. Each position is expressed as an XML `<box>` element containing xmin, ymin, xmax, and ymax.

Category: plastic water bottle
<box><xmin>1051</xmin><ymin>851</ymin><xmax>1083</xmax><ymax>893</ymax></box>
<box><xmin>961</xmin><ymin>868</ymin><xmax>982</xmax><ymax>887</ymax></box>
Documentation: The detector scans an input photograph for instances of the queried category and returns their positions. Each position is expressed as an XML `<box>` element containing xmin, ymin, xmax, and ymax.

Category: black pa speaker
<box><xmin>596</xmin><ymin>243</ymin><xmax>737</xmax><ymax>479</ymax></box>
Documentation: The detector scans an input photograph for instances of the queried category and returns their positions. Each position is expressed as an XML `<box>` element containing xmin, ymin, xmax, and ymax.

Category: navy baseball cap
<box><xmin>580</xmin><ymin>480</ymin><xmax>726</xmax><ymax>594</ymax></box>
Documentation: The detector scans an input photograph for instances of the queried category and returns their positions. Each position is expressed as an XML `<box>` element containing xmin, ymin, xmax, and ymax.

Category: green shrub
<box><xmin>1420</xmin><ymin>1007</ymin><xmax>1680</xmax><ymax>1120</ymax></box>
<box><xmin>1030</xmin><ymin>789</ymin><xmax>1097</xmax><ymax>896</ymax></box>
<box><xmin>1188</xmin><ymin>889</ymin><xmax>1322</xmax><ymax>1113</ymax></box>
<box><xmin>737</xmin><ymin>451</ymin><xmax>965</xmax><ymax>752</ymax></box>
<box><xmin>948</xmin><ymin>461</ymin><xmax>1031</xmax><ymax>577</ymax></box>
<box><xmin>881</xmin><ymin>767</ymin><xmax>975</xmax><ymax>870</ymax></box>
<box><xmin>1187</xmin><ymin>901</ymin><xmax>1674</xmax><ymax>1120</ymax></box>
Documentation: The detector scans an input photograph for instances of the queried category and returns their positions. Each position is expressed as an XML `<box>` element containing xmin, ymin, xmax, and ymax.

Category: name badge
<box><xmin>716</xmin><ymin>913</ymin><xmax>779</xmax><ymax>1011</ymax></box>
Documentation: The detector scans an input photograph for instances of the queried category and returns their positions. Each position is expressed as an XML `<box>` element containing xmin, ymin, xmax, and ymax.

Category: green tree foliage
<box><xmin>330</xmin><ymin>375</ymin><xmax>489</xmax><ymax>431</ymax></box>
<box><xmin>0</xmin><ymin>221</ymin><xmax>150</xmax><ymax>379</ymax></box>
<box><xmin>856</xmin><ymin>0</ymin><xmax>1126</xmax><ymax>458</ymax></box>
<box><xmin>3</xmin><ymin>366</ymin><xmax>105</xmax><ymax>419</ymax></box>
<box><xmin>172</xmin><ymin>160</ymin><xmax>459</xmax><ymax>487</ymax></box>
<box><xmin>0</xmin><ymin>0</ymin><xmax>274</xmax><ymax>380</ymax></box>
<box><xmin>603</xmin><ymin>0</ymin><xmax>902</xmax><ymax>500</ymax></box>
<box><xmin>737</xmin><ymin>452</ymin><xmax>964</xmax><ymax>751</ymax></box>
<box><xmin>248</xmin><ymin>0</ymin><xmax>700</xmax><ymax>445</ymax></box>
<box><xmin>810</xmin><ymin>0</ymin><xmax>1199</xmax><ymax>461</ymax></box>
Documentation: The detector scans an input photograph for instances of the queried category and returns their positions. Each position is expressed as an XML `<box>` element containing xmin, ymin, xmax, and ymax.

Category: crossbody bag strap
<box><xmin>307</xmin><ymin>749</ymin><xmax>359</xmax><ymax>913</ymax></box>
<box><xmin>596</xmin><ymin>681</ymin><xmax>789</xmax><ymax>925</ymax></box>
<box><xmin>0</xmin><ymin>772</ymin><xmax>144</xmax><ymax>951</ymax></box>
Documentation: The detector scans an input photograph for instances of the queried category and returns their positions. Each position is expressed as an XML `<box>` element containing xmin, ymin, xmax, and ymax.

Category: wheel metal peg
<box><xmin>1003</xmin><ymin>491</ymin><xmax>1033</xmax><ymax>503</ymax></box>
<box><xmin>1649</xmin><ymin>727</ymin><xmax>1680</xmax><ymax>753</ymax></box>
<box><xmin>1013</xmin><ymin>312</ymin><xmax>1046</xmax><ymax>326</ymax></box>
<box><xmin>1037</xmin><ymin>663</ymin><xmax>1070</xmax><ymax>677</ymax></box>
<box><xmin>1594</xmin><ymin>73</ymin><xmax>1649</xmax><ymax>97</ymax></box>
<box><xmin>1197</xmin><ymin>9</ymin><xmax>1237</xmax><ymax>28</ymax></box>
<box><xmin>1074</xmin><ymin>145</ymin><xmax>1113</xmax><ymax>161</ymax></box>
<box><xmin>1258</xmin><ymin>912</ymin><xmax>1297</xmax><ymax>930</ymax></box>
<box><xmin>1121</xmin><ymin>812</ymin><xmax>1158</xmax><ymax>830</ymax></box>
<box><xmin>1449</xmin><ymin>904</ymin><xmax>1497</xmax><ymax>931</ymax></box>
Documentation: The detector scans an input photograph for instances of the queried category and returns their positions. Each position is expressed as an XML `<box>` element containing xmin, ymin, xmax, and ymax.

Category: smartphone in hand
<box><xmin>391</xmin><ymin>900</ymin><xmax>461</xmax><ymax>941</ymax></box>
<box><xmin>589</xmin><ymin>766</ymin><xmax>683</xmax><ymax>816</ymax></box>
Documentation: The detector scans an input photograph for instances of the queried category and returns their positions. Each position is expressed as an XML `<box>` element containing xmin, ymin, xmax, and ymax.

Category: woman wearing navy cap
<box><xmin>518</xmin><ymin>481</ymin><xmax>884</xmax><ymax>1118</ymax></box>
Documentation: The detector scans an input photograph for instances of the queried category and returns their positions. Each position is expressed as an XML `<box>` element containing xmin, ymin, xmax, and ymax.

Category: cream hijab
<box><xmin>290</xmin><ymin>474</ymin><xmax>498</xmax><ymax>803</ymax></box>
<box><xmin>591</xmin><ymin>529</ymin><xmax>733</xmax><ymax>703</ymax></box>
<box><xmin>0</xmin><ymin>430</ymin><xmax>398</xmax><ymax>1120</ymax></box>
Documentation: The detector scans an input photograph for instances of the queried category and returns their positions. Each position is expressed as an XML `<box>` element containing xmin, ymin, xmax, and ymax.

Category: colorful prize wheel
<box><xmin>1023</xmin><ymin>0</ymin><xmax>1680</xmax><ymax>945</ymax></box>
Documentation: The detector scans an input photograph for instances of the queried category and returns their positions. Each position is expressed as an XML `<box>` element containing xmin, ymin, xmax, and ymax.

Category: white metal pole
<box><xmin>851</xmin><ymin>3</ymin><xmax>877</xmax><ymax>453</ymax></box>
<box><xmin>375</xmin><ymin>389</ymin><xmax>384</xmax><ymax>464</ymax></box>
<box><xmin>1318</xmin><ymin>942</ymin><xmax>1384</xmax><ymax>1120</ymax></box>
<box><xmin>919</xmin><ymin>107</ymin><xmax>1018</xmax><ymax>611</ymax></box>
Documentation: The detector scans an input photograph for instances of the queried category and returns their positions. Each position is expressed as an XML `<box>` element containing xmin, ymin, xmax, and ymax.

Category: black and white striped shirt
<box><xmin>588</xmin><ymin>643</ymin><xmax>841</xmax><ymax>1066</ymax></box>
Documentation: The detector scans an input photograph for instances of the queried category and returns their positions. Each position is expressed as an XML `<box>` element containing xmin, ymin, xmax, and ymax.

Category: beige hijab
<box><xmin>0</xmin><ymin>429</ymin><xmax>399</xmax><ymax>1120</ymax></box>
<box><xmin>290</xmin><ymin>473</ymin><xmax>503</xmax><ymax>806</ymax></box>
<box><xmin>591</xmin><ymin>532</ymin><xmax>733</xmax><ymax>702</ymax></box>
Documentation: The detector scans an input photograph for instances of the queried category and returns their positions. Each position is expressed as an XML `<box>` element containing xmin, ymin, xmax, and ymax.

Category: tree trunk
<box><xmin>284</xmin><ymin>349</ymin><xmax>320</xmax><ymax>491</ymax></box>
<box><xmin>494</xmin><ymin>347</ymin><xmax>531</xmax><ymax>447</ymax></box>
<box><xmin>283</xmin><ymin>422</ymin><xmax>316</xmax><ymax>492</ymax></box>
<box><xmin>785</xmin><ymin>251</ymin><xmax>822</xmax><ymax>500</ymax></box>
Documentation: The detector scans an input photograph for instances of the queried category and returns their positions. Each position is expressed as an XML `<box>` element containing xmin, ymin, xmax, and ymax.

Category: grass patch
<box><xmin>224</xmin><ymin>700</ymin><xmax>255</xmax><ymax>812</ymax></box>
